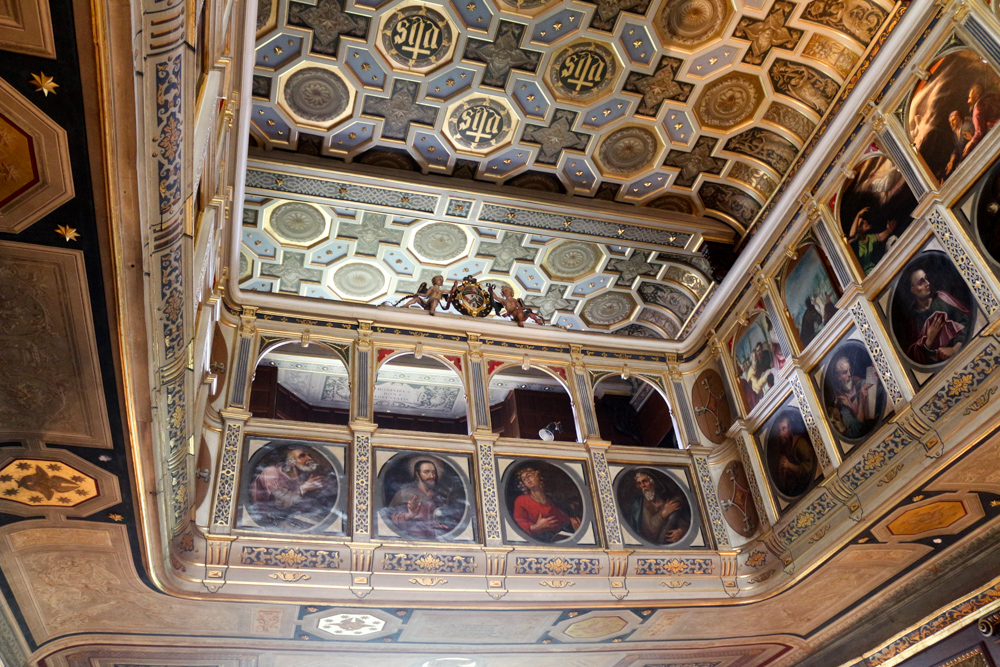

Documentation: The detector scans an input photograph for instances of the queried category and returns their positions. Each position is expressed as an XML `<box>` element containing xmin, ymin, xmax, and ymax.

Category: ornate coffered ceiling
<box><xmin>239</xmin><ymin>197</ymin><xmax>714</xmax><ymax>336</ymax></box>
<box><xmin>250</xmin><ymin>0</ymin><xmax>894</xmax><ymax>232</ymax></box>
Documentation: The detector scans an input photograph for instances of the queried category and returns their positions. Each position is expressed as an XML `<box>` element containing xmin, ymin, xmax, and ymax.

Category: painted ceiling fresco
<box><xmin>240</xmin><ymin>197</ymin><xmax>714</xmax><ymax>336</ymax></box>
<box><xmin>250</xmin><ymin>0</ymin><xmax>894</xmax><ymax>230</ymax></box>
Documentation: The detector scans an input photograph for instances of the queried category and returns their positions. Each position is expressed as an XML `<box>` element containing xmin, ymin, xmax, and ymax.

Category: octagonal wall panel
<box><xmin>0</xmin><ymin>78</ymin><xmax>73</xmax><ymax>233</ymax></box>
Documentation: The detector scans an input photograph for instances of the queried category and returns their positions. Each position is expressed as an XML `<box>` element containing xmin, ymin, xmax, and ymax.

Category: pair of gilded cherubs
<box><xmin>391</xmin><ymin>275</ymin><xmax>545</xmax><ymax>327</ymax></box>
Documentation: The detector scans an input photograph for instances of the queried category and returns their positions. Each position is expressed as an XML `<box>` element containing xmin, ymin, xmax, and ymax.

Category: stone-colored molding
<box><xmin>0</xmin><ymin>76</ymin><xmax>72</xmax><ymax>234</ymax></box>
<box><xmin>0</xmin><ymin>242</ymin><xmax>113</xmax><ymax>448</ymax></box>
<box><xmin>0</xmin><ymin>0</ymin><xmax>55</xmax><ymax>57</ymax></box>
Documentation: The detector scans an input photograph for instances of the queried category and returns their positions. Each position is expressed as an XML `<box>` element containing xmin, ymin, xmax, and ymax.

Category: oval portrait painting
<box><xmin>378</xmin><ymin>453</ymin><xmax>470</xmax><ymax>541</ymax></box>
<box><xmin>503</xmin><ymin>459</ymin><xmax>584</xmax><ymax>544</ymax></box>
<box><xmin>614</xmin><ymin>467</ymin><xmax>693</xmax><ymax>546</ymax></box>
<box><xmin>889</xmin><ymin>251</ymin><xmax>975</xmax><ymax>368</ymax></box>
<box><xmin>243</xmin><ymin>442</ymin><xmax>341</xmax><ymax>532</ymax></box>
<box><xmin>764</xmin><ymin>407</ymin><xmax>817</xmax><ymax>500</ymax></box>
<box><xmin>821</xmin><ymin>340</ymin><xmax>886</xmax><ymax>442</ymax></box>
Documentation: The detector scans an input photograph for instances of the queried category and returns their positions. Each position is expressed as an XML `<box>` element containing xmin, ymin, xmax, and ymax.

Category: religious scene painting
<box><xmin>839</xmin><ymin>156</ymin><xmax>918</xmax><ymax>275</ymax></box>
<box><xmin>733</xmin><ymin>312</ymin><xmax>787</xmax><ymax>411</ymax></box>
<box><xmin>375</xmin><ymin>451</ymin><xmax>476</xmax><ymax>542</ymax></box>
<box><xmin>613</xmin><ymin>466</ymin><xmax>699</xmax><ymax>548</ymax></box>
<box><xmin>238</xmin><ymin>438</ymin><xmax>345</xmax><ymax>534</ymax></box>
<box><xmin>820</xmin><ymin>338</ymin><xmax>888</xmax><ymax>447</ymax></box>
<box><xmin>973</xmin><ymin>156</ymin><xmax>1000</xmax><ymax>269</ymax></box>
<box><xmin>761</xmin><ymin>404</ymin><xmax>820</xmax><ymax>503</ymax></box>
<box><xmin>783</xmin><ymin>244</ymin><xmax>839</xmax><ymax>349</ymax></box>
<box><xmin>888</xmin><ymin>250</ymin><xmax>976</xmax><ymax>369</ymax></box>
<box><xmin>907</xmin><ymin>48</ymin><xmax>1000</xmax><ymax>184</ymax></box>
<box><xmin>501</xmin><ymin>458</ymin><xmax>589</xmax><ymax>545</ymax></box>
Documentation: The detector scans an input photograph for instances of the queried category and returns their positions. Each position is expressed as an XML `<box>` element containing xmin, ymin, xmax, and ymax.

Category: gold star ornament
<box><xmin>30</xmin><ymin>72</ymin><xmax>59</xmax><ymax>96</ymax></box>
<box><xmin>55</xmin><ymin>225</ymin><xmax>80</xmax><ymax>242</ymax></box>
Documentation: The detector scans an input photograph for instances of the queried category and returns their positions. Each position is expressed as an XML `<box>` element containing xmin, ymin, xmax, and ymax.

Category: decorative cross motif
<box><xmin>259</xmin><ymin>252</ymin><xmax>323</xmax><ymax>293</ymax></box>
<box><xmin>663</xmin><ymin>136</ymin><xmax>727</xmax><ymax>187</ymax></box>
<box><xmin>606</xmin><ymin>251</ymin><xmax>659</xmax><ymax>284</ymax></box>
<box><xmin>464</xmin><ymin>22</ymin><xmax>542</xmax><ymax>88</ymax></box>
<box><xmin>521</xmin><ymin>110</ymin><xmax>591</xmax><ymax>165</ymax></box>
<box><xmin>524</xmin><ymin>285</ymin><xmax>580</xmax><ymax>318</ymax></box>
<box><xmin>362</xmin><ymin>81</ymin><xmax>438</xmax><ymax>141</ymax></box>
<box><xmin>287</xmin><ymin>0</ymin><xmax>369</xmax><ymax>57</ymax></box>
<box><xmin>582</xmin><ymin>0</ymin><xmax>652</xmax><ymax>32</ymax></box>
<box><xmin>337</xmin><ymin>212</ymin><xmax>405</xmax><ymax>255</ymax></box>
<box><xmin>476</xmin><ymin>232</ymin><xmax>537</xmax><ymax>271</ymax></box>
<box><xmin>623</xmin><ymin>56</ymin><xmax>693</xmax><ymax>117</ymax></box>
<box><xmin>732</xmin><ymin>1</ymin><xmax>803</xmax><ymax>66</ymax></box>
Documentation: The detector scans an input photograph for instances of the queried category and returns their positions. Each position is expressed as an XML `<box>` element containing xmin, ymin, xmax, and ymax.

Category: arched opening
<box><xmin>488</xmin><ymin>366</ymin><xmax>579</xmax><ymax>442</ymax></box>
<box><xmin>593</xmin><ymin>375</ymin><xmax>678</xmax><ymax>448</ymax></box>
<box><xmin>373</xmin><ymin>354</ymin><xmax>469</xmax><ymax>434</ymax></box>
<box><xmin>248</xmin><ymin>342</ymin><xmax>350</xmax><ymax>425</ymax></box>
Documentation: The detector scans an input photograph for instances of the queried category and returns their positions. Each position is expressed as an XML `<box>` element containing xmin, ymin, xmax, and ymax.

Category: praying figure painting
<box><xmin>889</xmin><ymin>251</ymin><xmax>975</xmax><ymax>368</ymax></box>
<box><xmin>239</xmin><ymin>440</ymin><xmax>343</xmax><ymax>534</ymax></box>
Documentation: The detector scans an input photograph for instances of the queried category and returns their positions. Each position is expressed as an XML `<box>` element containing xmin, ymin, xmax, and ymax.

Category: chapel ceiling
<box><xmin>249</xmin><ymin>0</ymin><xmax>896</xmax><ymax>232</ymax></box>
<box><xmin>238</xmin><ymin>197</ymin><xmax>715</xmax><ymax>336</ymax></box>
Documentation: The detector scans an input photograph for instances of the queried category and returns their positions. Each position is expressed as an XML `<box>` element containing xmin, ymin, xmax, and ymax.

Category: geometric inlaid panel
<box><xmin>0</xmin><ymin>242</ymin><xmax>114</xmax><ymax>448</ymax></box>
<box><xmin>0</xmin><ymin>78</ymin><xmax>73</xmax><ymax>233</ymax></box>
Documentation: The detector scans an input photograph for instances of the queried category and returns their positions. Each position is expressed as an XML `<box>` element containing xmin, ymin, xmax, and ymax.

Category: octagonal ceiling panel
<box><xmin>376</xmin><ymin>3</ymin><xmax>457</xmax><ymax>73</ymax></box>
<box><xmin>249</xmin><ymin>0</ymin><xmax>898</xmax><ymax>237</ymax></box>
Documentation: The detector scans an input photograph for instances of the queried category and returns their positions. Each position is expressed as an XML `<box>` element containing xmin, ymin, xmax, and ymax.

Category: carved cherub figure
<box><xmin>487</xmin><ymin>284</ymin><xmax>545</xmax><ymax>327</ymax></box>
<box><xmin>392</xmin><ymin>275</ymin><xmax>450</xmax><ymax>315</ymax></box>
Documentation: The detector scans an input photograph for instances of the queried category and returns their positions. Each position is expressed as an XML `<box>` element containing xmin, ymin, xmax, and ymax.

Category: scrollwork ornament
<box><xmin>849</xmin><ymin>302</ymin><xmax>904</xmax><ymax>404</ymax></box>
<box><xmin>928</xmin><ymin>210</ymin><xmax>1000</xmax><ymax>316</ymax></box>
<box><xmin>737</xmin><ymin>438</ymin><xmax>770</xmax><ymax>528</ymax></box>
<box><xmin>693</xmin><ymin>455</ymin><xmax>730</xmax><ymax>547</ymax></box>
<box><xmin>788</xmin><ymin>375</ymin><xmax>832</xmax><ymax>471</ymax></box>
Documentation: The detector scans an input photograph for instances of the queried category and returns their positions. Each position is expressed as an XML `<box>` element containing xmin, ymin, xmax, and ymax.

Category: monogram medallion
<box><xmin>378</xmin><ymin>5</ymin><xmax>454</xmax><ymax>73</ymax></box>
<box><xmin>445</xmin><ymin>96</ymin><xmax>516</xmax><ymax>154</ymax></box>
<box><xmin>546</xmin><ymin>41</ymin><xmax>617</xmax><ymax>104</ymax></box>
